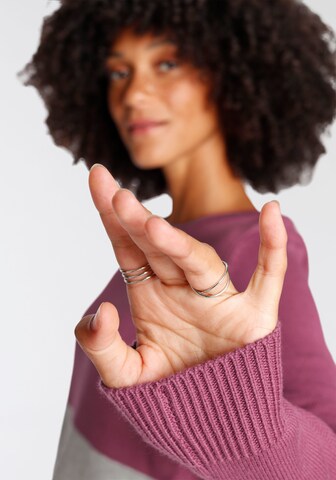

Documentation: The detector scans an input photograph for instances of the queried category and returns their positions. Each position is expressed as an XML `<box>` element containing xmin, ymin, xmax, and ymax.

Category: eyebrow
<box><xmin>108</xmin><ymin>39</ymin><xmax>176</xmax><ymax>59</ymax></box>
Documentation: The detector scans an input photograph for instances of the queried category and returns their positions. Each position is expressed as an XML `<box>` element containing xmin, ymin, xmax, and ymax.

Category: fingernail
<box><xmin>90</xmin><ymin>304</ymin><xmax>103</xmax><ymax>331</ymax></box>
<box><xmin>90</xmin><ymin>163</ymin><xmax>104</xmax><ymax>172</ymax></box>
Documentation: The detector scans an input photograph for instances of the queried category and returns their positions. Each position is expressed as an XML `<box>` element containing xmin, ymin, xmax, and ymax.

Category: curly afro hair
<box><xmin>19</xmin><ymin>0</ymin><xmax>336</xmax><ymax>200</ymax></box>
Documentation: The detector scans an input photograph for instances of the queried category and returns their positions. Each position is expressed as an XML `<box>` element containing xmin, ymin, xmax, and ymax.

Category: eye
<box><xmin>157</xmin><ymin>60</ymin><xmax>179</xmax><ymax>72</ymax></box>
<box><xmin>107</xmin><ymin>69</ymin><xmax>129</xmax><ymax>82</ymax></box>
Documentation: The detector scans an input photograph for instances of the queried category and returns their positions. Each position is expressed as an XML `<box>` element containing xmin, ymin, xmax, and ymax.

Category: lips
<box><xmin>127</xmin><ymin>120</ymin><xmax>167</xmax><ymax>134</ymax></box>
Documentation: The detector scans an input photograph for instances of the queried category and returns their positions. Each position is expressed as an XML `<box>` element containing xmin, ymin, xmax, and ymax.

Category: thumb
<box><xmin>74</xmin><ymin>302</ymin><xmax>141</xmax><ymax>388</ymax></box>
<box><xmin>247</xmin><ymin>201</ymin><xmax>288</xmax><ymax>314</ymax></box>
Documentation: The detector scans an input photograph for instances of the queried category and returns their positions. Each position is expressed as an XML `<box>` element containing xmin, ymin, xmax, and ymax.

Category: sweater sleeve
<box><xmin>98</xmin><ymin>218</ymin><xmax>336</xmax><ymax>480</ymax></box>
<box><xmin>227</xmin><ymin>216</ymin><xmax>336</xmax><ymax>430</ymax></box>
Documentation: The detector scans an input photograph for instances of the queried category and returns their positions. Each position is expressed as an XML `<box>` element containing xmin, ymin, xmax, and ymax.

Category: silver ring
<box><xmin>190</xmin><ymin>261</ymin><xmax>230</xmax><ymax>298</ymax></box>
<box><xmin>120</xmin><ymin>263</ymin><xmax>156</xmax><ymax>285</ymax></box>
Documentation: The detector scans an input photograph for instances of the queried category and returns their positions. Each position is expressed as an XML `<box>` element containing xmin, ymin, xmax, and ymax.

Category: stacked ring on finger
<box><xmin>120</xmin><ymin>263</ymin><xmax>156</xmax><ymax>284</ymax></box>
<box><xmin>190</xmin><ymin>260</ymin><xmax>230</xmax><ymax>298</ymax></box>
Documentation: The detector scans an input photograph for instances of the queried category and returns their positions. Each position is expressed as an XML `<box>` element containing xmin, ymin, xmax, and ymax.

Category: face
<box><xmin>105</xmin><ymin>28</ymin><xmax>222</xmax><ymax>171</ymax></box>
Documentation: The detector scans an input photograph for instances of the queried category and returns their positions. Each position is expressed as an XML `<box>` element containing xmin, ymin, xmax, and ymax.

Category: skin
<box><xmin>105</xmin><ymin>28</ymin><xmax>255</xmax><ymax>223</ymax></box>
<box><xmin>74</xmin><ymin>29</ymin><xmax>288</xmax><ymax>388</ymax></box>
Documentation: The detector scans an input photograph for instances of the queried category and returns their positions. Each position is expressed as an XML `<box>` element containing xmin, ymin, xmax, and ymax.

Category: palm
<box><xmin>128</xmin><ymin>280</ymin><xmax>273</xmax><ymax>383</ymax></box>
<box><xmin>75</xmin><ymin>165</ymin><xmax>287</xmax><ymax>388</ymax></box>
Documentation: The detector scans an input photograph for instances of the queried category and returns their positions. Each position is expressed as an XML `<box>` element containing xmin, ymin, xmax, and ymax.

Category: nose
<box><xmin>122</xmin><ymin>69</ymin><xmax>156</xmax><ymax>108</ymax></box>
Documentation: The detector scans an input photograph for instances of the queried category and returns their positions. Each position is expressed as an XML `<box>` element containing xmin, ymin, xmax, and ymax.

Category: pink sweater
<box><xmin>53</xmin><ymin>211</ymin><xmax>336</xmax><ymax>479</ymax></box>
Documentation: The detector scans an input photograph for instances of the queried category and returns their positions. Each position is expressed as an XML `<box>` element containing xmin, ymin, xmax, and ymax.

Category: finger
<box><xmin>247</xmin><ymin>201</ymin><xmax>288</xmax><ymax>311</ymax></box>
<box><xmin>88</xmin><ymin>164</ymin><xmax>147</xmax><ymax>270</ymax></box>
<box><xmin>74</xmin><ymin>302</ymin><xmax>142</xmax><ymax>388</ymax></box>
<box><xmin>112</xmin><ymin>189</ymin><xmax>185</xmax><ymax>285</ymax></box>
<box><xmin>144</xmin><ymin>215</ymin><xmax>238</xmax><ymax>297</ymax></box>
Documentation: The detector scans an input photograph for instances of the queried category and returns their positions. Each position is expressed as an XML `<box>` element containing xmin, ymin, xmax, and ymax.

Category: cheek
<box><xmin>107</xmin><ymin>90</ymin><xmax>120</xmax><ymax>123</ymax></box>
<box><xmin>162</xmin><ymin>80</ymin><xmax>217</xmax><ymax>136</ymax></box>
<box><xmin>107</xmin><ymin>85</ymin><xmax>128</xmax><ymax>129</ymax></box>
<box><xmin>164</xmin><ymin>79</ymin><xmax>212</xmax><ymax>124</ymax></box>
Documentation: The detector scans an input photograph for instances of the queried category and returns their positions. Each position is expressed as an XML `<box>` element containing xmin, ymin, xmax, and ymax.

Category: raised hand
<box><xmin>75</xmin><ymin>164</ymin><xmax>287</xmax><ymax>388</ymax></box>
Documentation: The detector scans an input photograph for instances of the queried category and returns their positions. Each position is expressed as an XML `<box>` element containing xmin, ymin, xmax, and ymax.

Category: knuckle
<box><xmin>203</xmin><ymin>243</ymin><xmax>217</xmax><ymax>257</ymax></box>
<box><xmin>256</xmin><ymin>260</ymin><xmax>287</xmax><ymax>278</ymax></box>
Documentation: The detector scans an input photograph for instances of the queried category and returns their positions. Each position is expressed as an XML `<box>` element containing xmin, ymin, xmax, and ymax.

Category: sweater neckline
<box><xmin>166</xmin><ymin>209</ymin><xmax>260</xmax><ymax>229</ymax></box>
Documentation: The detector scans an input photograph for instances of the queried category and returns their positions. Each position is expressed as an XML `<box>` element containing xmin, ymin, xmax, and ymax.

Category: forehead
<box><xmin>109</xmin><ymin>28</ymin><xmax>176</xmax><ymax>57</ymax></box>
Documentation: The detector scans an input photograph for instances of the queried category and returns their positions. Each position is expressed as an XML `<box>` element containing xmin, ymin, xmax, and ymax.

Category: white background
<box><xmin>1</xmin><ymin>1</ymin><xmax>335</xmax><ymax>479</ymax></box>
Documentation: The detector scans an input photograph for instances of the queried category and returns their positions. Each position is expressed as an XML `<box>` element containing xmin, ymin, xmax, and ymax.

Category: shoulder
<box><xmin>217</xmin><ymin>213</ymin><xmax>309</xmax><ymax>291</ymax></box>
<box><xmin>229</xmin><ymin>213</ymin><xmax>308</xmax><ymax>260</ymax></box>
<box><xmin>181</xmin><ymin>211</ymin><xmax>309</xmax><ymax>289</ymax></box>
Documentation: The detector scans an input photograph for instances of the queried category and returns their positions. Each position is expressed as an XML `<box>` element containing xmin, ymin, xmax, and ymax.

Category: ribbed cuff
<box><xmin>99</xmin><ymin>323</ymin><xmax>285</xmax><ymax>476</ymax></box>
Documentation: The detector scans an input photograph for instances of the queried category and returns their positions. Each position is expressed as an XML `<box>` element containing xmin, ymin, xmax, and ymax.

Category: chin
<box><xmin>133</xmin><ymin>161</ymin><xmax>164</xmax><ymax>170</ymax></box>
<box><xmin>130</xmin><ymin>153</ymin><xmax>168</xmax><ymax>170</ymax></box>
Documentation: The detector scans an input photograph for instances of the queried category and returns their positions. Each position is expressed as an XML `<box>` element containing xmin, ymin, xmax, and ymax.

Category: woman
<box><xmin>21</xmin><ymin>0</ymin><xmax>336</xmax><ymax>478</ymax></box>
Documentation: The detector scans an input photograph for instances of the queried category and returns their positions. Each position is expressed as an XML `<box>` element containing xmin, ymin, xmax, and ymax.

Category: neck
<box><xmin>163</xmin><ymin>130</ymin><xmax>256</xmax><ymax>224</ymax></box>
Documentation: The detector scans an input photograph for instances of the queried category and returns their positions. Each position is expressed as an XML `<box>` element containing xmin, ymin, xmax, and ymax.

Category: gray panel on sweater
<box><xmin>52</xmin><ymin>405</ymin><xmax>154</xmax><ymax>480</ymax></box>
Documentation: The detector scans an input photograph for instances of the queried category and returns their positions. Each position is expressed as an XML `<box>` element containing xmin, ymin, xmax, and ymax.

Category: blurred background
<box><xmin>1</xmin><ymin>1</ymin><xmax>335</xmax><ymax>478</ymax></box>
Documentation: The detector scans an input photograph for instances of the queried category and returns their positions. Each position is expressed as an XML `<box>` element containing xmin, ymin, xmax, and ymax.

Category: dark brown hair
<box><xmin>19</xmin><ymin>0</ymin><xmax>336</xmax><ymax>200</ymax></box>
